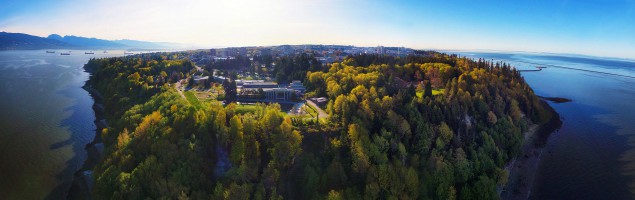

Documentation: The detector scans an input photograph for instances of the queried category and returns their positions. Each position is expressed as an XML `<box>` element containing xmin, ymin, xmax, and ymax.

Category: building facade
<box><xmin>264</xmin><ymin>88</ymin><xmax>295</xmax><ymax>101</ymax></box>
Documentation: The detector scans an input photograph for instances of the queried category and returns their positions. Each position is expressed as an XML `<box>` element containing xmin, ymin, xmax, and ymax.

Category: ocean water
<box><xmin>459</xmin><ymin>52</ymin><xmax>635</xmax><ymax>199</ymax></box>
<box><xmin>0</xmin><ymin>50</ymin><xmax>125</xmax><ymax>199</ymax></box>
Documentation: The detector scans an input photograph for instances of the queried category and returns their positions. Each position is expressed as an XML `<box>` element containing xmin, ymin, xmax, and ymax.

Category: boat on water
<box><xmin>103</xmin><ymin>50</ymin><xmax>108</xmax><ymax>53</ymax></box>
<box><xmin>60</xmin><ymin>52</ymin><xmax>70</xmax><ymax>55</ymax></box>
<box><xmin>46</xmin><ymin>50</ymin><xmax>55</xmax><ymax>53</ymax></box>
<box><xmin>124</xmin><ymin>52</ymin><xmax>134</xmax><ymax>55</ymax></box>
<box><xmin>85</xmin><ymin>51</ymin><xmax>95</xmax><ymax>54</ymax></box>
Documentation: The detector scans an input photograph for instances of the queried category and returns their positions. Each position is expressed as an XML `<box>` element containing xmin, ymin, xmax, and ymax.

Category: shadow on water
<box><xmin>532</xmin><ymin>102</ymin><xmax>632</xmax><ymax>200</ymax></box>
<box><xmin>44</xmin><ymin>84</ymin><xmax>95</xmax><ymax>200</ymax></box>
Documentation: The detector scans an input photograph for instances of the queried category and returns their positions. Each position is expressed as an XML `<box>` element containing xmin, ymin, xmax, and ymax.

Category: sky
<box><xmin>1</xmin><ymin>0</ymin><xmax>635</xmax><ymax>58</ymax></box>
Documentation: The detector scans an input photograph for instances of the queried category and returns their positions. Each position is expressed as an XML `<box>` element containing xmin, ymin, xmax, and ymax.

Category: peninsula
<box><xmin>72</xmin><ymin>48</ymin><xmax>561</xmax><ymax>199</ymax></box>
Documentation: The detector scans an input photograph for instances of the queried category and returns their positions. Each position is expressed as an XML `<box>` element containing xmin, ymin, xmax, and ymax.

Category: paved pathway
<box><xmin>306</xmin><ymin>100</ymin><xmax>328</xmax><ymax>118</ymax></box>
<box><xmin>174</xmin><ymin>79</ymin><xmax>186</xmax><ymax>99</ymax></box>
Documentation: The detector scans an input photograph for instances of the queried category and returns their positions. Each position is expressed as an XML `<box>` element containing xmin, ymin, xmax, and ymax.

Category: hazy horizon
<box><xmin>1</xmin><ymin>0</ymin><xmax>635</xmax><ymax>59</ymax></box>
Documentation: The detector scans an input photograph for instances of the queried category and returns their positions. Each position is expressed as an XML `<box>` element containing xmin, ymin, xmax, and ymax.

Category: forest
<box><xmin>85</xmin><ymin>51</ymin><xmax>555</xmax><ymax>200</ymax></box>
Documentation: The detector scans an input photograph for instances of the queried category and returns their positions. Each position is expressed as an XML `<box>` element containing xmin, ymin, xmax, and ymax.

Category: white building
<box><xmin>288</xmin><ymin>80</ymin><xmax>306</xmax><ymax>93</ymax></box>
<box><xmin>193</xmin><ymin>75</ymin><xmax>209</xmax><ymax>83</ymax></box>
<box><xmin>264</xmin><ymin>88</ymin><xmax>296</xmax><ymax>101</ymax></box>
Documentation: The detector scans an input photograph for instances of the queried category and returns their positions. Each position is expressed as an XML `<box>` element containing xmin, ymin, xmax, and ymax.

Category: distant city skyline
<box><xmin>1</xmin><ymin>0</ymin><xmax>635</xmax><ymax>59</ymax></box>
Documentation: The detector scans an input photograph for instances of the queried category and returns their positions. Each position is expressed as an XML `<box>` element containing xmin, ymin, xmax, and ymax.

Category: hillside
<box><xmin>47</xmin><ymin>34</ymin><xmax>127</xmax><ymax>49</ymax></box>
<box><xmin>0</xmin><ymin>32</ymin><xmax>76</xmax><ymax>50</ymax></box>
<box><xmin>83</xmin><ymin>51</ymin><xmax>557</xmax><ymax>199</ymax></box>
<box><xmin>0</xmin><ymin>32</ymin><xmax>175</xmax><ymax>50</ymax></box>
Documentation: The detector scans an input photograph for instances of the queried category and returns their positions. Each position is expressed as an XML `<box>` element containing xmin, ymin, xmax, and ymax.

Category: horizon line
<box><xmin>4</xmin><ymin>31</ymin><xmax>635</xmax><ymax>61</ymax></box>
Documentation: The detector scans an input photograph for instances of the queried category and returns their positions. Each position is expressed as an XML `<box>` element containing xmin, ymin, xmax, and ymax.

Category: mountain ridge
<box><xmin>0</xmin><ymin>32</ymin><xmax>176</xmax><ymax>50</ymax></box>
<box><xmin>0</xmin><ymin>32</ymin><xmax>77</xmax><ymax>50</ymax></box>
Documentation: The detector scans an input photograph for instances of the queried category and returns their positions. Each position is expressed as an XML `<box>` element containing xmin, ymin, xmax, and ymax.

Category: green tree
<box><xmin>229</xmin><ymin>115</ymin><xmax>245</xmax><ymax>165</ymax></box>
<box><xmin>424</xmin><ymin>80</ymin><xmax>433</xmax><ymax>97</ymax></box>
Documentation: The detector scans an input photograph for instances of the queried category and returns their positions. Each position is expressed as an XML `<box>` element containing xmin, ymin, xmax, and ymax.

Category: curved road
<box><xmin>306</xmin><ymin>100</ymin><xmax>328</xmax><ymax>119</ymax></box>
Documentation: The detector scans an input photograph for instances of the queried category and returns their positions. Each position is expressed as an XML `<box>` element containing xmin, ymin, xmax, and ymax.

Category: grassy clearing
<box><xmin>302</xmin><ymin>103</ymin><xmax>328</xmax><ymax>124</ymax></box>
<box><xmin>235</xmin><ymin>104</ymin><xmax>259</xmax><ymax>114</ymax></box>
<box><xmin>416</xmin><ymin>89</ymin><xmax>445</xmax><ymax>98</ymax></box>
<box><xmin>184</xmin><ymin>91</ymin><xmax>202</xmax><ymax>108</ymax></box>
<box><xmin>304</xmin><ymin>103</ymin><xmax>319</xmax><ymax>117</ymax></box>
<box><xmin>194</xmin><ymin>91</ymin><xmax>215</xmax><ymax>101</ymax></box>
<box><xmin>432</xmin><ymin>89</ymin><xmax>445</xmax><ymax>95</ymax></box>
<box><xmin>290</xmin><ymin>112</ymin><xmax>310</xmax><ymax>118</ymax></box>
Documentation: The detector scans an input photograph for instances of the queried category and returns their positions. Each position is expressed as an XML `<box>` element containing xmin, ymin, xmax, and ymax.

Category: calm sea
<box><xmin>459</xmin><ymin>52</ymin><xmax>635</xmax><ymax>199</ymax></box>
<box><xmin>0</xmin><ymin>50</ymin><xmax>125</xmax><ymax>199</ymax></box>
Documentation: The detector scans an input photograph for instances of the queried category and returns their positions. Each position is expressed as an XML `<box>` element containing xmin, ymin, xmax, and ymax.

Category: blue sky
<box><xmin>1</xmin><ymin>0</ymin><xmax>635</xmax><ymax>58</ymax></box>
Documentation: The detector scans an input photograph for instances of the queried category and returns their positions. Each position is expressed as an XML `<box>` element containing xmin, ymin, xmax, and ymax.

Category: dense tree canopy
<box><xmin>299</xmin><ymin>52</ymin><xmax>553</xmax><ymax>199</ymax></box>
<box><xmin>87</xmin><ymin>51</ymin><xmax>554</xmax><ymax>199</ymax></box>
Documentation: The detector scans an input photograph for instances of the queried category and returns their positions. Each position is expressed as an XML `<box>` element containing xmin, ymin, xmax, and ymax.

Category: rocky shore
<box><xmin>66</xmin><ymin>73</ymin><xmax>106</xmax><ymax>200</ymax></box>
<box><xmin>500</xmin><ymin>100</ymin><xmax>563</xmax><ymax>200</ymax></box>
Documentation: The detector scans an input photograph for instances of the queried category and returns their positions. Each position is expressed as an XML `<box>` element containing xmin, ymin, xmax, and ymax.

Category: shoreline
<box><xmin>537</xmin><ymin>96</ymin><xmax>572</xmax><ymax>104</ymax></box>
<box><xmin>500</xmin><ymin>100</ymin><xmax>562</xmax><ymax>200</ymax></box>
<box><xmin>66</xmin><ymin>69</ymin><xmax>106</xmax><ymax>199</ymax></box>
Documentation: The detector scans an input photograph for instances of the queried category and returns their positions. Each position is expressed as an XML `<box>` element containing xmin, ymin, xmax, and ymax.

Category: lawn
<box><xmin>184</xmin><ymin>91</ymin><xmax>202</xmax><ymax>108</ymax></box>
<box><xmin>304</xmin><ymin>103</ymin><xmax>319</xmax><ymax>118</ymax></box>
<box><xmin>416</xmin><ymin>89</ymin><xmax>445</xmax><ymax>98</ymax></box>
<box><xmin>432</xmin><ymin>89</ymin><xmax>445</xmax><ymax>95</ymax></box>
<box><xmin>235</xmin><ymin>104</ymin><xmax>259</xmax><ymax>114</ymax></box>
<box><xmin>194</xmin><ymin>90</ymin><xmax>216</xmax><ymax>101</ymax></box>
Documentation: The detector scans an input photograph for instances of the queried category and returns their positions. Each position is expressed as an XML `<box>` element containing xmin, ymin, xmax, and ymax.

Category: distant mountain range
<box><xmin>0</xmin><ymin>32</ymin><xmax>180</xmax><ymax>50</ymax></box>
<box><xmin>0</xmin><ymin>32</ymin><xmax>76</xmax><ymax>50</ymax></box>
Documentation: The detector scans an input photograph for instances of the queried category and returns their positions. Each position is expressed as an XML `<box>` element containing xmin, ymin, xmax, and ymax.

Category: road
<box><xmin>174</xmin><ymin>79</ymin><xmax>186</xmax><ymax>99</ymax></box>
<box><xmin>174</xmin><ymin>64</ymin><xmax>201</xmax><ymax>100</ymax></box>
<box><xmin>306</xmin><ymin>100</ymin><xmax>328</xmax><ymax>119</ymax></box>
